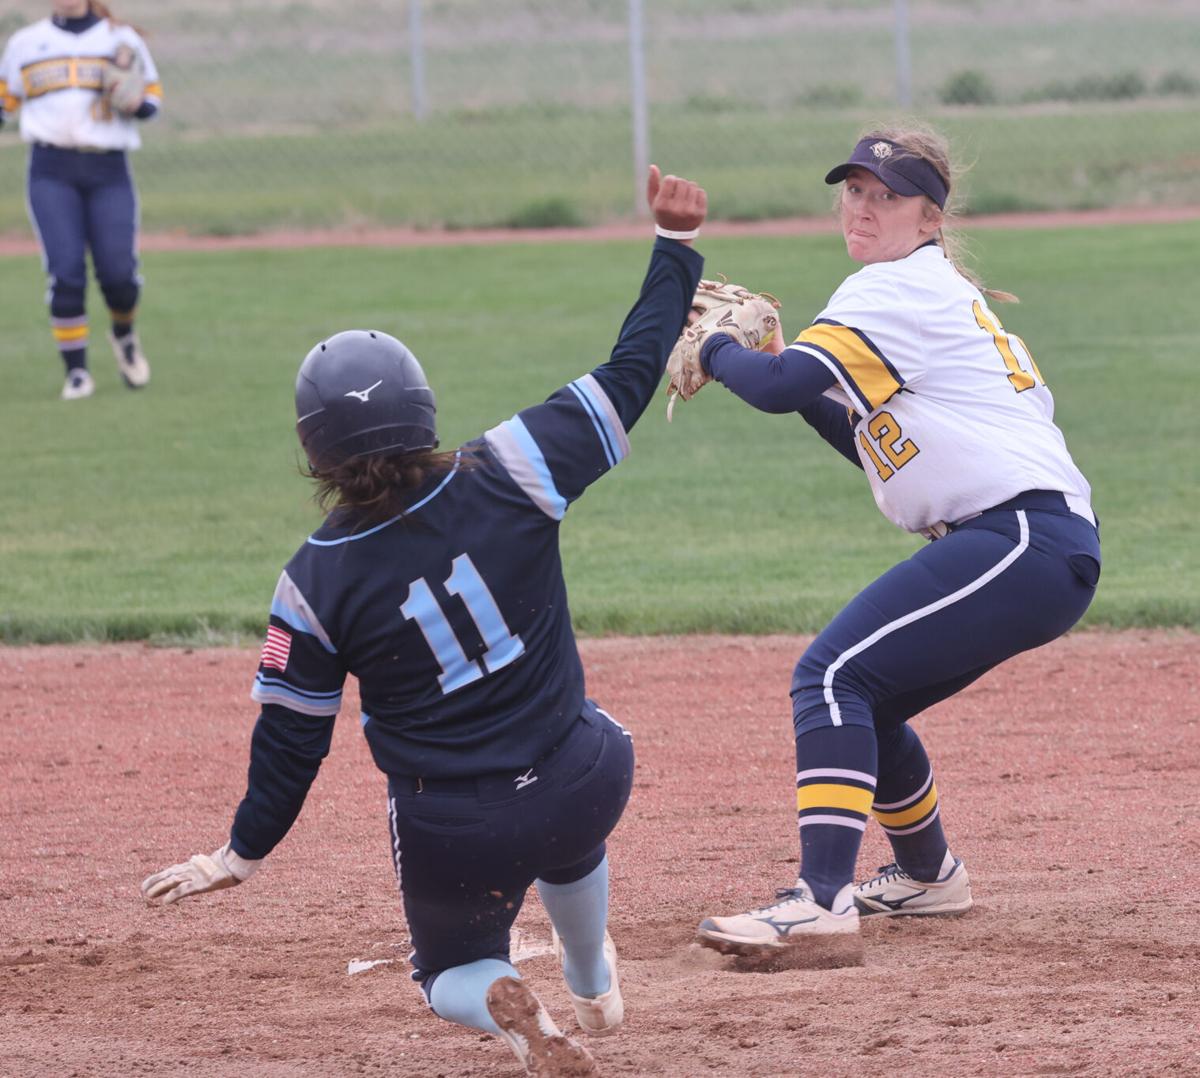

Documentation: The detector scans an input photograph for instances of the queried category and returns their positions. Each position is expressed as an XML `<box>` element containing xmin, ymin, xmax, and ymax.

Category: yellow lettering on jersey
<box><xmin>867</xmin><ymin>411</ymin><xmax>919</xmax><ymax>470</ymax></box>
<box><xmin>22</xmin><ymin>57</ymin><xmax>106</xmax><ymax>98</ymax></box>
<box><xmin>858</xmin><ymin>430</ymin><xmax>894</xmax><ymax>480</ymax></box>
<box><xmin>796</xmin><ymin>323</ymin><xmax>902</xmax><ymax>410</ymax></box>
<box><xmin>973</xmin><ymin>300</ymin><xmax>1045</xmax><ymax>392</ymax></box>
<box><xmin>1008</xmin><ymin>331</ymin><xmax>1045</xmax><ymax>386</ymax></box>
<box><xmin>859</xmin><ymin>411</ymin><xmax>919</xmax><ymax>481</ymax></box>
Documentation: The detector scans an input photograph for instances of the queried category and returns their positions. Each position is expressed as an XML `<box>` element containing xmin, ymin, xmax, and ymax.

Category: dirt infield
<box><xmin>2</xmin><ymin>632</ymin><xmax>1198</xmax><ymax>1076</ymax></box>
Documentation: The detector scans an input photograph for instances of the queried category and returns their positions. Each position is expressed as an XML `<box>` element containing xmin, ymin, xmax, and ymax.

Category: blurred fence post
<box><xmin>409</xmin><ymin>0</ymin><xmax>427</xmax><ymax>121</ymax></box>
<box><xmin>629</xmin><ymin>0</ymin><xmax>650</xmax><ymax>217</ymax></box>
<box><xmin>894</xmin><ymin>0</ymin><xmax>912</xmax><ymax>107</ymax></box>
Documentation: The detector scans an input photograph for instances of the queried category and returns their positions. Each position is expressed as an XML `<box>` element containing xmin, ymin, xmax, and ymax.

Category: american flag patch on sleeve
<box><xmin>260</xmin><ymin>625</ymin><xmax>292</xmax><ymax>672</ymax></box>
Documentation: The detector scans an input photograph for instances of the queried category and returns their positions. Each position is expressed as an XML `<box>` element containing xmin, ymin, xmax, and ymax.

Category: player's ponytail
<box><xmin>855</xmin><ymin>123</ymin><xmax>1019</xmax><ymax>303</ymax></box>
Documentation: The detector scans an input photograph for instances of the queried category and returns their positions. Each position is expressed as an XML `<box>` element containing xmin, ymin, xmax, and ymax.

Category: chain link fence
<box><xmin>2</xmin><ymin>0</ymin><xmax>1199</xmax><ymax>235</ymax></box>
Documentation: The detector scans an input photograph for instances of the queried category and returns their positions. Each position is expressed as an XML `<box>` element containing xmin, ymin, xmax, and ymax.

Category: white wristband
<box><xmin>655</xmin><ymin>224</ymin><xmax>700</xmax><ymax>241</ymax></box>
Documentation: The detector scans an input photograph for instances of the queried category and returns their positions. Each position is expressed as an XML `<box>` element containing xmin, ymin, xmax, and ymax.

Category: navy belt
<box><xmin>985</xmin><ymin>489</ymin><xmax>1070</xmax><ymax>515</ymax></box>
<box><xmin>33</xmin><ymin>141</ymin><xmax>124</xmax><ymax>156</ymax></box>
<box><xmin>923</xmin><ymin>489</ymin><xmax>1090</xmax><ymax>541</ymax></box>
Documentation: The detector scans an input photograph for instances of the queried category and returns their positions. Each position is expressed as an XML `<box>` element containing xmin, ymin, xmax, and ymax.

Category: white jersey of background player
<box><xmin>0</xmin><ymin>12</ymin><xmax>161</xmax><ymax>150</ymax></box>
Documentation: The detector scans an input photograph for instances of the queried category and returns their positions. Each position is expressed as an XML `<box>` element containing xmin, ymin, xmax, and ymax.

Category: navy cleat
<box><xmin>853</xmin><ymin>853</ymin><xmax>973</xmax><ymax>918</ymax></box>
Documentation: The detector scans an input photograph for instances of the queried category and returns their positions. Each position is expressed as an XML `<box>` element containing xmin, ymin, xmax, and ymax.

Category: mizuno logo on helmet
<box><xmin>344</xmin><ymin>379</ymin><xmax>383</xmax><ymax>402</ymax></box>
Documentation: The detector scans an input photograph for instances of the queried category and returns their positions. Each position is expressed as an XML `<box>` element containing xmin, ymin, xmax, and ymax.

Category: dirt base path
<box><xmin>3</xmin><ymin>630</ymin><xmax>1198</xmax><ymax>1075</ymax></box>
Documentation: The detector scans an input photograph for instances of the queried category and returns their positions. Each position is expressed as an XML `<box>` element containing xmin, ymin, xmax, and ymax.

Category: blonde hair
<box><xmin>848</xmin><ymin>122</ymin><xmax>1018</xmax><ymax>303</ymax></box>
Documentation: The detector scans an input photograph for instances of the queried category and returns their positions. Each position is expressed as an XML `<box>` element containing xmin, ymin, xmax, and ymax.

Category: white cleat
<box><xmin>854</xmin><ymin>853</ymin><xmax>973</xmax><ymax>918</ymax></box>
<box><xmin>109</xmin><ymin>330</ymin><xmax>150</xmax><ymax>388</ymax></box>
<box><xmin>551</xmin><ymin>929</ymin><xmax>624</xmax><ymax>1035</ymax></box>
<box><xmin>697</xmin><ymin>879</ymin><xmax>863</xmax><ymax>970</ymax></box>
<box><xmin>61</xmin><ymin>369</ymin><xmax>95</xmax><ymax>400</ymax></box>
<box><xmin>486</xmin><ymin>976</ymin><xmax>598</xmax><ymax>1077</ymax></box>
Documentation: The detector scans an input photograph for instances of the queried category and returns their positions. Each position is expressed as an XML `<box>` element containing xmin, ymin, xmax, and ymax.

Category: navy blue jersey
<box><xmin>230</xmin><ymin>238</ymin><xmax>703</xmax><ymax>859</ymax></box>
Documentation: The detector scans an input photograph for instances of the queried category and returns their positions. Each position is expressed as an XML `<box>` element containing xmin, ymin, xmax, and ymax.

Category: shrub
<box><xmin>502</xmin><ymin>197</ymin><xmax>584</xmax><ymax>229</ymax></box>
<box><xmin>939</xmin><ymin>70</ymin><xmax>997</xmax><ymax>106</ymax></box>
<box><xmin>1029</xmin><ymin>71</ymin><xmax>1147</xmax><ymax>103</ymax></box>
<box><xmin>797</xmin><ymin>84</ymin><xmax>863</xmax><ymax>108</ymax></box>
<box><xmin>1156</xmin><ymin>70</ymin><xmax>1200</xmax><ymax>96</ymax></box>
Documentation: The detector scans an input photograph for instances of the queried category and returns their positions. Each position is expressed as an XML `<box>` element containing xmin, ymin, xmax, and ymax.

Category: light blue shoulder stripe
<box><xmin>484</xmin><ymin>416</ymin><xmax>567</xmax><ymax>520</ymax></box>
<box><xmin>306</xmin><ymin>456</ymin><xmax>461</xmax><ymax>547</ymax></box>
<box><xmin>568</xmin><ymin>373</ymin><xmax>630</xmax><ymax>467</ymax></box>
<box><xmin>269</xmin><ymin>569</ymin><xmax>337</xmax><ymax>653</ymax></box>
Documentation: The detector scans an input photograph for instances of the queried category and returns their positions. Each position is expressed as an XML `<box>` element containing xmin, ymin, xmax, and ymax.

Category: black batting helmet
<box><xmin>295</xmin><ymin>330</ymin><xmax>437</xmax><ymax>470</ymax></box>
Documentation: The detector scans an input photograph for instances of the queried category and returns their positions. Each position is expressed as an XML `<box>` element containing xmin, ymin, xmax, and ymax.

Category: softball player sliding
<box><xmin>140</xmin><ymin>169</ymin><xmax>707</xmax><ymax>1076</ymax></box>
<box><xmin>0</xmin><ymin>1</ymin><xmax>161</xmax><ymax>400</ymax></box>
<box><xmin>695</xmin><ymin>126</ymin><xmax>1101</xmax><ymax>965</ymax></box>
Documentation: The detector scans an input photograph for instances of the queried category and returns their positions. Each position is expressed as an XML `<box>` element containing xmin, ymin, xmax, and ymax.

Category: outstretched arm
<box><xmin>587</xmin><ymin>166</ymin><xmax>706</xmax><ymax>431</ymax></box>
<box><xmin>482</xmin><ymin>167</ymin><xmax>706</xmax><ymax>511</ymax></box>
<box><xmin>141</xmin><ymin>581</ymin><xmax>345</xmax><ymax>904</ymax></box>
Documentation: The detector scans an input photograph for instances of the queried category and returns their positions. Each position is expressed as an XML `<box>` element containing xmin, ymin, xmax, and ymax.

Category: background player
<box><xmin>139</xmin><ymin>168</ymin><xmax>707</xmax><ymax>1076</ymax></box>
<box><xmin>0</xmin><ymin>1</ymin><xmax>161</xmax><ymax>400</ymax></box>
<box><xmin>691</xmin><ymin>124</ymin><xmax>1101</xmax><ymax>964</ymax></box>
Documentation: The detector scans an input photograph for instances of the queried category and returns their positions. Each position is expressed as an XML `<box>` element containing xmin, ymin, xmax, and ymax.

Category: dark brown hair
<box><xmin>307</xmin><ymin>447</ymin><xmax>469</xmax><ymax>526</ymax></box>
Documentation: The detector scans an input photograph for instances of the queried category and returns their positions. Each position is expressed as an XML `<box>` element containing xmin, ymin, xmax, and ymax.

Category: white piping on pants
<box><xmin>823</xmin><ymin>510</ymin><xmax>1030</xmax><ymax>726</ymax></box>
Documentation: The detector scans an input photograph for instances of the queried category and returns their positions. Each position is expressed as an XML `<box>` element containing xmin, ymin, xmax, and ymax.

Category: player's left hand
<box><xmin>140</xmin><ymin>842</ymin><xmax>261</xmax><ymax>905</ymax></box>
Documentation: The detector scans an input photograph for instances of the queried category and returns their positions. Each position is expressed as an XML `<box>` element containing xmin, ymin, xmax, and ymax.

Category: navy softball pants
<box><xmin>386</xmin><ymin>701</ymin><xmax>634</xmax><ymax>985</ymax></box>
<box><xmin>792</xmin><ymin>490</ymin><xmax>1102</xmax><ymax>737</ymax></box>
<box><xmin>27</xmin><ymin>143</ymin><xmax>141</xmax><ymax>322</ymax></box>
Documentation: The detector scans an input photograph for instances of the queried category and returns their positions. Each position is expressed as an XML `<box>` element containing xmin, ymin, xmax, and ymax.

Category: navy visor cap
<box><xmin>825</xmin><ymin>137</ymin><xmax>949</xmax><ymax>209</ymax></box>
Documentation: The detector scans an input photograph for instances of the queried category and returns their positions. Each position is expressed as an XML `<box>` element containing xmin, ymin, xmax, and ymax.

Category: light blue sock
<box><xmin>427</xmin><ymin>958</ymin><xmax>518</xmax><ymax>1035</ymax></box>
<box><xmin>536</xmin><ymin>858</ymin><xmax>610</xmax><ymax>998</ymax></box>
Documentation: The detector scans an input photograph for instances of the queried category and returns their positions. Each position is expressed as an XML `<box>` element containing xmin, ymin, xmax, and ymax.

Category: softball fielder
<box><xmin>694</xmin><ymin>126</ymin><xmax>1101</xmax><ymax>964</ymax></box>
<box><xmin>140</xmin><ymin>169</ymin><xmax>707</xmax><ymax>1075</ymax></box>
<box><xmin>0</xmin><ymin>1</ymin><xmax>161</xmax><ymax>400</ymax></box>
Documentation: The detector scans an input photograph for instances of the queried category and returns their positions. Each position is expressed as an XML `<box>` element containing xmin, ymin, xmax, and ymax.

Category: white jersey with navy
<box><xmin>0</xmin><ymin>16</ymin><xmax>162</xmax><ymax>149</ymax></box>
<box><xmin>788</xmin><ymin>245</ymin><xmax>1093</xmax><ymax>534</ymax></box>
<box><xmin>231</xmin><ymin>239</ymin><xmax>703</xmax><ymax>859</ymax></box>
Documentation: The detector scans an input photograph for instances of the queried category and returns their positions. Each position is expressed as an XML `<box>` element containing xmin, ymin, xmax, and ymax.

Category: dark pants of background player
<box><xmin>27</xmin><ymin>144</ymin><xmax>141</xmax><ymax>336</ymax></box>
<box><xmin>387</xmin><ymin>702</ymin><xmax>634</xmax><ymax>997</ymax></box>
<box><xmin>792</xmin><ymin>491</ymin><xmax>1103</xmax><ymax>739</ymax></box>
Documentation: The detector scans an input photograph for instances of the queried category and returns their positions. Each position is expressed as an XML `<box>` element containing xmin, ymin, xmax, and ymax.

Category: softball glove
<box><xmin>103</xmin><ymin>43</ymin><xmax>146</xmax><ymax>116</ymax></box>
<box><xmin>666</xmin><ymin>277</ymin><xmax>781</xmax><ymax>421</ymax></box>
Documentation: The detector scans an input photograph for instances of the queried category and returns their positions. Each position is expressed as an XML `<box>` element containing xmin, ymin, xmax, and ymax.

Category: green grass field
<box><xmin>2</xmin><ymin>0</ymin><xmax>1199</xmax><ymax>234</ymax></box>
<box><xmin>1</xmin><ymin>220</ymin><xmax>1197</xmax><ymax>643</ymax></box>
<box><xmin>3</xmin><ymin>104</ymin><xmax>1199</xmax><ymax>236</ymax></box>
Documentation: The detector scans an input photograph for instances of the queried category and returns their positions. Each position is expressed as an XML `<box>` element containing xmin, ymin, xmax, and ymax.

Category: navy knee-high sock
<box><xmin>873</xmin><ymin>723</ymin><xmax>949</xmax><ymax>882</ymax></box>
<box><xmin>795</xmin><ymin>723</ymin><xmax>877</xmax><ymax>910</ymax></box>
